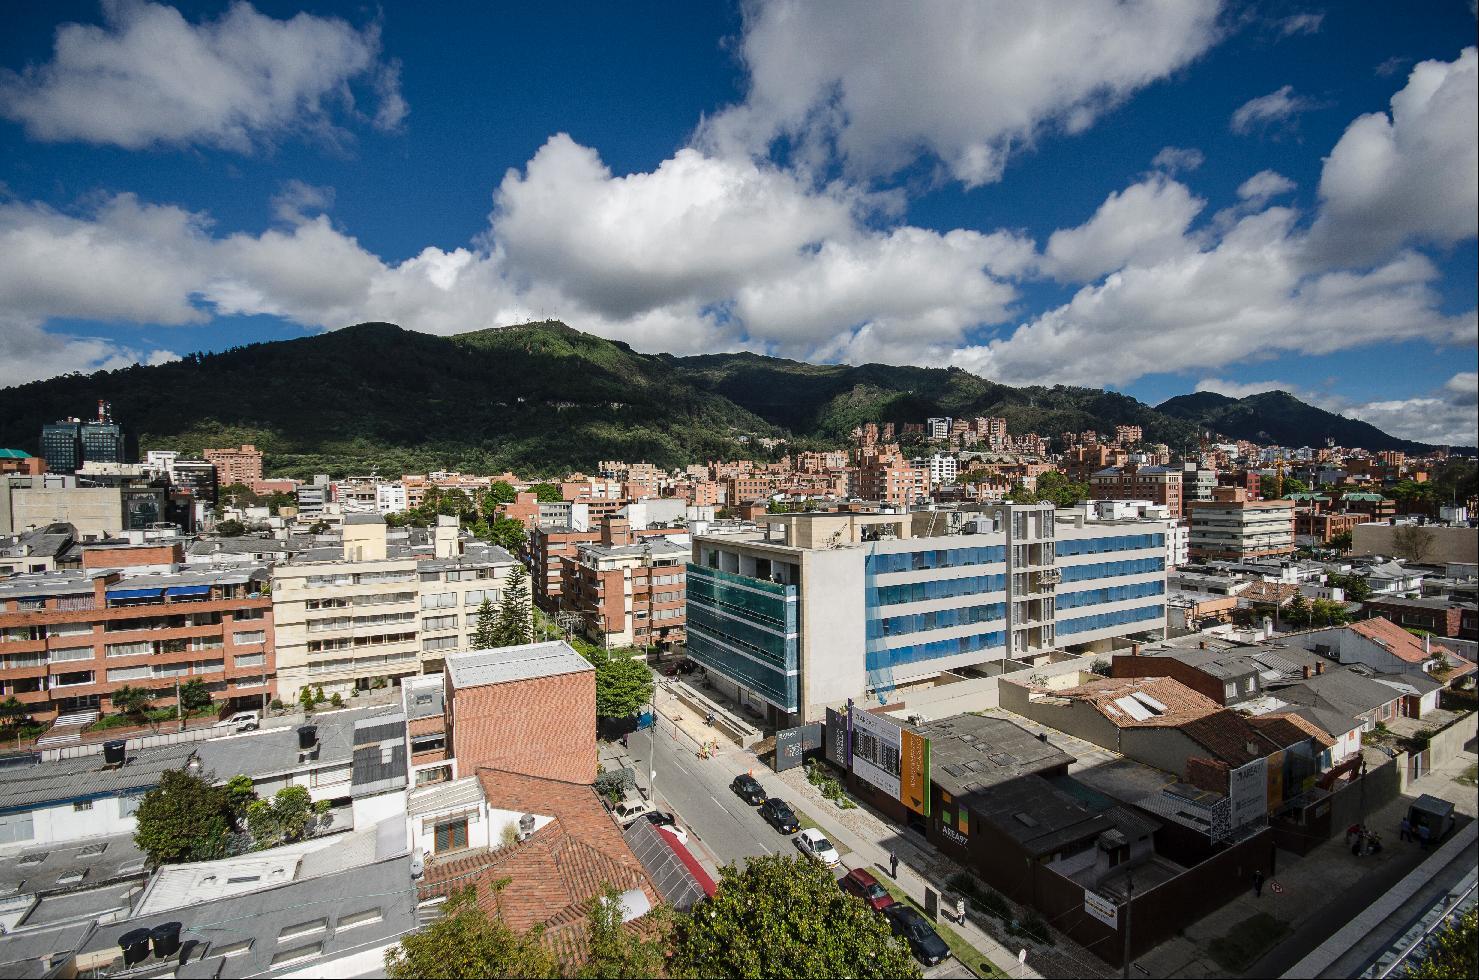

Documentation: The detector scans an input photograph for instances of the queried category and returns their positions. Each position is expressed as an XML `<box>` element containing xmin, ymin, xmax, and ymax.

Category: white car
<box><xmin>793</xmin><ymin>827</ymin><xmax>840</xmax><ymax>867</ymax></box>
<box><xmin>213</xmin><ymin>711</ymin><xmax>260</xmax><ymax>732</ymax></box>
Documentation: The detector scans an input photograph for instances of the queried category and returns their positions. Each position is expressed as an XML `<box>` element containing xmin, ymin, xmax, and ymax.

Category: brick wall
<box><xmin>450</xmin><ymin>670</ymin><xmax>597</xmax><ymax>784</ymax></box>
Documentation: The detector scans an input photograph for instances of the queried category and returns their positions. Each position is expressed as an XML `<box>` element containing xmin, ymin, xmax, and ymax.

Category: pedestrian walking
<box><xmin>1418</xmin><ymin>823</ymin><xmax>1431</xmax><ymax>850</ymax></box>
<box><xmin>889</xmin><ymin>852</ymin><xmax>899</xmax><ymax>878</ymax></box>
<box><xmin>955</xmin><ymin>897</ymin><xmax>967</xmax><ymax>925</ymax></box>
<box><xmin>1253</xmin><ymin>870</ymin><xmax>1265</xmax><ymax>897</ymax></box>
<box><xmin>1400</xmin><ymin>816</ymin><xmax>1412</xmax><ymax>842</ymax></box>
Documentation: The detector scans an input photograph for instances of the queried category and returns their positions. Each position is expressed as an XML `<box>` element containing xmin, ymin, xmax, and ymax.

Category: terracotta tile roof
<box><xmin>1179</xmin><ymin>710</ymin><xmax>1262</xmax><ymax>766</ymax></box>
<box><xmin>1053</xmin><ymin>676</ymin><xmax>1221</xmax><ymax>728</ymax></box>
<box><xmin>1248</xmin><ymin>712</ymin><xmax>1337</xmax><ymax>749</ymax></box>
<box><xmin>412</xmin><ymin>768</ymin><xmax>660</xmax><ymax>969</ymax></box>
<box><xmin>1239</xmin><ymin>582</ymin><xmax>1301</xmax><ymax>605</ymax></box>
<box><xmin>1349</xmin><ymin>617</ymin><xmax>1452</xmax><ymax>665</ymax></box>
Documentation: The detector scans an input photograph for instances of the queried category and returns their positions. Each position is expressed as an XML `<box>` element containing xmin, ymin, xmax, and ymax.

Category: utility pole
<box><xmin>175</xmin><ymin>677</ymin><xmax>184</xmax><ymax>733</ymax></box>
<box><xmin>1122</xmin><ymin>872</ymin><xmax>1134</xmax><ymax>980</ymax></box>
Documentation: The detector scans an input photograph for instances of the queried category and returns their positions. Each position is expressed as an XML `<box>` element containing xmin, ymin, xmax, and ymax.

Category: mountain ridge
<box><xmin>0</xmin><ymin>321</ymin><xmax>1448</xmax><ymax>478</ymax></box>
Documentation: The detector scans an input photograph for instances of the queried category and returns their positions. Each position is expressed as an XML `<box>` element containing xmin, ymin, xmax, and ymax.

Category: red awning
<box><xmin>657</xmin><ymin>826</ymin><xmax>717</xmax><ymax>898</ymax></box>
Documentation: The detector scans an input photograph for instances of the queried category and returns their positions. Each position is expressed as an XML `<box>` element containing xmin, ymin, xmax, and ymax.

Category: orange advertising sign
<box><xmin>901</xmin><ymin>729</ymin><xmax>931</xmax><ymax>816</ymax></box>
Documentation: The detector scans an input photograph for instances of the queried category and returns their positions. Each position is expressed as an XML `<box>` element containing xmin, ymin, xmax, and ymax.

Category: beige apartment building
<box><xmin>271</xmin><ymin>517</ymin><xmax>421</xmax><ymax>697</ymax></box>
<box><xmin>416</xmin><ymin>544</ymin><xmax>522</xmax><ymax>673</ymax></box>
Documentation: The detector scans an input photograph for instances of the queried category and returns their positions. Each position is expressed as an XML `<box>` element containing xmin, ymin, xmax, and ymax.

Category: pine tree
<box><xmin>472</xmin><ymin>597</ymin><xmax>499</xmax><ymax>649</ymax></box>
<box><xmin>493</xmin><ymin>564</ymin><xmax>533</xmax><ymax>647</ymax></box>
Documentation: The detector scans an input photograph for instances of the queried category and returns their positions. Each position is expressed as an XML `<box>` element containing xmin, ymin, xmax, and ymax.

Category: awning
<box><xmin>164</xmin><ymin>585</ymin><xmax>211</xmax><ymax>597</ymax></box>
<box><xmin>106</xmin><ymin>588</ymin><xmax>162</xmax><ymax>600</ymax></box>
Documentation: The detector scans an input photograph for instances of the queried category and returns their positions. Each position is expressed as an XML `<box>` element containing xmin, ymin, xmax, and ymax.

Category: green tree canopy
<box><xmin>1328</xmin><ymin>529</ymin><xmax>1353</xmax><ymax>552</ymax></box>
<box><xmin>385</xmin><ymin>886</ymin><xmax>558</xmax><ymax>980</ymax></box>
<box><xmin>111</xmin><ymin>684</ymin><xmax>154</xmax><ymax>720</ymax></box>
<box><xmin>178</xmin><ymin>679</ymin><xmax>213</xmax><ymax>713</ymax></box>
<box><xmin>133</xmin><ymin>769</ymin><xmax>235</xmax><ymax>866</ymax></box>
<box><xmin>529</xmin><ymin>482</ymin><xmax>564</xmax><ymax>503</ymax></box>
<box><xmin>472</xmin><ymin>597</ymin><xmax>500</xmax><ymax>650</ymax></box>
<box><xmin>492</xmin><ymin>564</ymin><xmax>533</xmax><ymax>647</ymax></box>
<box><xmin>1407</xmin><ymin>905</ymin><xmax>1476</xmax><ymax>979</ymax></box>
<box><xmin>577</xmin><ymin>885</ymin><xmax>671</xmax><ymax>979</ymax></box>
<box><xmin>486</xmin><ymin>481</ymin><xmax>518</xmax><ymax>506</ymax></box>
<box><xmin>591</xmin><ymin>653</ymin><xmax>655</xmax><ymax>721</ymax></box>
<box><xmin>246</xmin><ymin>785</ymin><xmax>316</xmax><ymax>849</ymax></box>
<box><xmin>672</xmin><ymin>854</ymin><xmax>920</xmax><ymax>979</ymax></box>
<box><xmin>1329</xmin><ymin>571</ymin><xmax>1371</xmax><ymax>601</ymax></box>
<box><xmin>482</xmin><ymin>514</ymin><xmax>530</xmax><ymax>555</ymax></box>
<box><xmin>215</xmin><ymin>519</ymin><xmax>246</xmax><ymax>537</ymax></box>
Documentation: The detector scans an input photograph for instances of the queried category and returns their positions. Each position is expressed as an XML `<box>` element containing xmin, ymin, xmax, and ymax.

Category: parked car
<box><xmin>612</xmin><ymin>794</ymin><xmax>654</xmax><ymax>826</ymax></box>
<box><xmin>730</xmin><ymin>774</ymin><xmax>766</xmax><ymax>805</ymax></box>
<box><xmin>883</xmin><ymin>905</ymin><xmax>950</xmax><ymax>967</ymax></box>
<box><xmin>793</xmin><ymin>828</ymin><xmax>840</xmax><ymax>867</ymax></box>
<box><xmin>759</xmin><ymin>798</ymin><xmax>801</xmax><ymax>834</ymax></box>
<box><xmin>839</xmin><ymin>868</ymin><xmax>895</xmax><ymax>912</ymax></box>
<box><xmin>212</xmin><ymin>711</ymin><xmax>260</xmax><ymax>733</ymax></box>
<box><xmin>641</xmin><ymin>811</ymin><xmax>689</xmax><ymax>844</ymax></box>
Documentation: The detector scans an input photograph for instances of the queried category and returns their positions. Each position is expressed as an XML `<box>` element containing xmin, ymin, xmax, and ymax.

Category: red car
<box><xmin>839</xmin><ymin>868</ymin><xmax>895</xmax><ymax>912</ymax></box>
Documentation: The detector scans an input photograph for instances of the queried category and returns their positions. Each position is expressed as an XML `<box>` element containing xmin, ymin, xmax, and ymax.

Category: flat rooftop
<box><xmin>0</xmin><ymin>744</ymin><xmax>196</xmax><ymax>813</ymax></box>
<box><xmin>916</xmin><ymin>714</ymin><xmax>1075</xmax><ymax>801</ymax></box>
<box><xmin>445</xmin><ymin>641</ymin><xmax>594</xmax><ymax>689</ymax></box>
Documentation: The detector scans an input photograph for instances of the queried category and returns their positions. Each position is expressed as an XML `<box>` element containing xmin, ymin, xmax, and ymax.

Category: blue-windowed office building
<box><xmin>686</xmin><ymin>504</ymin><xmax>1169</xmax><ymax>726</ymax></box>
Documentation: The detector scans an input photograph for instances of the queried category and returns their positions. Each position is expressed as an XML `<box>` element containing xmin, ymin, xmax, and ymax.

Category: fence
<box><xmin>41</xmin><ymin>724</ymin><xmax>224</xmax><ymax>762</ymax></box>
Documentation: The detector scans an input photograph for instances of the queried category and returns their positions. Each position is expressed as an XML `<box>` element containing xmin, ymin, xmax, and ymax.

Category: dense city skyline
<box><xmin>2</xmin><ymin>2</ymin><xmax>1475</xmax><ymax>441</ymax></box>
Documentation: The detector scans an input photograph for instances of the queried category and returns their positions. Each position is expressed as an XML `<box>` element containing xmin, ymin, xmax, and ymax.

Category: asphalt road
<box><xmin>626</xmin><ymin>717</ymin><xmax>786</xmax><ymax>868</ymax></box>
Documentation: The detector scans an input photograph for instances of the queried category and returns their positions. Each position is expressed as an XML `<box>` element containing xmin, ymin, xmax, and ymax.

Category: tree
<box><xmin>1309</xmin><ymin>599</ymin><xmax>1350</xmax><ymax>628</ymax></box>
<box><xmin>1329</xmin><ymin>529</ymin><xmax>1353</xmax><ymax>552</ymax></box>
<box><xmin>529</xmin><ymin>483</ymin><xmax>563</xmax><ymax>503</ymax></box>
<box><xmin>593</xmin><ymin>654</ymin><xmax>655</xmax><ymax>720</ymax></box>
<box><xmin>1032</xmin><ymin>470</ymin><xmax>1091</xmax><ymax>508</ymax></box>
<box><xmin>1006</xmin><ymin>483</ymin><xmax>1037</xmax><ymax>504</ymax></box>
<box><xmin>224</xmin><ymin>774</ymin><xmax>257</xmax><ymax>823</ymax></box>
<box><xmin>308</xmin><ymin>520</ymin><xmax>330</xmax><ymax>535</ymax></box>
<box><xmin>299</xmin><ymin>685</ymin><xmax>316</xmax><ymax>714</ymax></box>
<box><xmin>484</xmin><ymin>514</ymin><xmax>529</xmax><ymax>554</ymax></box>
<box><xmin>673</xmin><ymin>854</ymin><xmax>919</xmax><ymax>979</ymax></box>
<box><xmin>216</xmin><ymin>519</ymin><xmax>246</xmax><ymax>537</ymax></box>
<box><xmin>486</xmin><ymin>481</ymin><xmax>518</xmax><ymax>506</ymax></box>
<box><xmin>578</xmin><ymin>885</ymin><xmax>671</xmax><ymax>979</ymax></box>
<box><xmin>1329</xmin><ymin>571</ymin><xmax>1371</xmax><ymax>602</ymax></box>
<box><xmin>178</xmin><ymin>679</ymin><xmax>212</xmax><ymax>714</ymax></box>
<box><xmin>0</xmin><ymin>696</ymin><xmax>29</xmax><ymax>730</ymax></box>
<box><xmin>1282</xmin><ymin>593</ymin><xmax>1311</xmax><ymax>629</ymax></box>
<box><xmin>472</xmin><ymin>597</ymin><xmax>500</xmax><ymax>649</ymax></box>
<box><xmin>1090</xmin><ymin>659</ymin><xmax>1112</xmax><ymax>677</ymax></box>
<box><xmin>1407</xmin><ymin>905</ymin><xmax>1477</xmax><ymax>979</ymax></box>
<box><xmin>1392</xmin><ymin>525</ymin><xmax>1437</xmax><ymax>564</ymax></box>
<box><xmin>493</xmin><ymin>564</ymin><xmax>533</xmax><ymax>647</ymax></box>
<box><xmin>385</xmin><ymin>886</ymin><xmax>558</xmax><ymax>980</ymax></box>
<box><xmin>245</xmin><ymin>786</ymin><xmax>316</xmax><ymax>849</ymax></box>
<box><xmin>134</xmin><ymin>769</ymin><xmax>234</xmax><ymax>866</ymax></box>
<box><xmin>111</xmin><ymin>685</ymin><xmax>154</xmax><ymax>721</ymax></box>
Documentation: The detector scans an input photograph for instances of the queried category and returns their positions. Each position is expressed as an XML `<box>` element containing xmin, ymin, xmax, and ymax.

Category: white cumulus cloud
<box><xmin>1230</xmin><ymin>84</ymin><xmax>1319</xmax><ymax>135</ymax></box>
<box><xmin>0</xmin><ymin>0</ymin><xmax>404</xmax><ymax>151</ymax></box>
<box><xmin>699</xmin><ymin>0</ymin><xmax>1223</xmax><ymax>187</ymax></box>
<box><xmin>1042</xmin><ymin>176</ymin><xmax>1206</xmax><ymax>283</ymax></box>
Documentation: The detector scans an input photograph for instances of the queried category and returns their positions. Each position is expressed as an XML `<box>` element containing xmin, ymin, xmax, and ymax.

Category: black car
<box><xmin>883</xmin><ymin>905</ymin><xmax>950</xmax><ymax>967</ymax></box>
<box><xmin>642</xmin><ymin>811</ymin><xmax>678</xmax><ymax>830</ymax></box>
<box><xmin>730</xmin><ymin>774</ymin><xmax>766</xmax><ymax>805</ymax></box>
<box><xmin>758</xmin><ymin>798</ymin><xmax>801</xmax><ymax>834</ymax></box>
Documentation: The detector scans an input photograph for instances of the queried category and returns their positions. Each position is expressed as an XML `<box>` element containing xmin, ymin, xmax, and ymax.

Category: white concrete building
<box><xmin>928</xmin><ymin>454</ymin><xmax>958</xmax><ymax>487</ymax></box>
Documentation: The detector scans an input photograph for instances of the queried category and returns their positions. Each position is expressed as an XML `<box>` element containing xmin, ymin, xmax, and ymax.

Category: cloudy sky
<box><xmin>1</xmin><ymin>1</ymin><xmax>1475</xmax><ymax>444</ymax></box>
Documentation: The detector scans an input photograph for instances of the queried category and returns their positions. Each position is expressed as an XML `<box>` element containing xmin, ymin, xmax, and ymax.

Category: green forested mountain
<box><xmin>1155</xmin><ymin>390</ymin><xmax>1441</xmax><ymax>454</ymax></box>
<box><xmin>0</xmin><ymin>321</ymin><xmax>1444</xmax><ymax>478</ymax></box>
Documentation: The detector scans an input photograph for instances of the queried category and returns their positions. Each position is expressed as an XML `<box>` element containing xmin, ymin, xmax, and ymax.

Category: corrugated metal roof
<box><xmin>445</xmin><ymin>641</ymin><xmax>594</xmax><ymax>689</ymax></box>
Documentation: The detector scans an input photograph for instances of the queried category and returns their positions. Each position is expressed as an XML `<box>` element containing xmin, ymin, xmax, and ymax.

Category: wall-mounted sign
<box><xmin>776</xmin><ymin>722</ymin><xmax>823</xmax><ymax>771</ymax></box>
<box><xmin>901</xmin><ymin>728</ymin><xmax>931</xmax><ymax>816</ymax></box>
<box><xmin>1083</xmin><ymin>889</ymin><xmax>1118</xmax><ymax>928</ymax></box>
<box><xmin>851</xmin><ymin>708</ymin><xmax>902</xmax><ymax>798</ymax></box>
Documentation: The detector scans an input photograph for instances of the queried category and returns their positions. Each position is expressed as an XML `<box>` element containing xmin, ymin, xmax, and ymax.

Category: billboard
<box><xmin>850</xmin><ymin>708</ymin><xmax>902</xmax><ymax>798</ymax></box>
<box><xmin>1083</xmin><ymin>889</ymin><xmax>1118</xmax><ymax>928</ymax></box>
<box><xmin>824</xmin><ymin>707</ymin><xmax>850</xmax><ymax>767</ymax></box>
<box><xmin>1228</xmin><ymin>757</ymin><xmax>1268</xmax><ymax>828</ymax></box>
<box><xmin>901</xmin><ymin>729</ymin><xmax>931</xmax><ymax>816</ymax></box>
<box><xmin>775</xmin><ymin>722</ymin><xmax>823</xmax><ymax>771</ymax></box>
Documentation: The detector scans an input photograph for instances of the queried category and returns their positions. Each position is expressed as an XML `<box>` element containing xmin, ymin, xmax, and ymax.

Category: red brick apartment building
<box><xmin>560</xmin><ymin>534</ymin><xmax>688</xmax><ymax>650</ymax></box>
<box><xmin>529</xmin><ymin>517</ymin><xmax>673</xmax><ymax>611</ymax></box>
<box><xmin>0</xmin><ymin>544</ymin><xmax>273</xmax><ymax>722</ymax></box>
<box><xmin>1090</xmin><ymin>463</ymin><xmax>1184</xmax><ymax>517</ymax></box>
<box><xmin>203</xmin><ymin>443</ymin><xmax>264</xmax><ymax>487</ymax></box>
<box><xmin>444</xmin><ymin>641</ymin><xmax>597</xmax><ymax>784</ymax></box>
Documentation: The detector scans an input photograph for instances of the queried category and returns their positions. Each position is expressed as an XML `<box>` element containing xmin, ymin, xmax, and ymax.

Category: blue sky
<box><xmin>1</xmin><ymin>1</ymin><xmax>1475</xmax><ymax>444</ymax></box>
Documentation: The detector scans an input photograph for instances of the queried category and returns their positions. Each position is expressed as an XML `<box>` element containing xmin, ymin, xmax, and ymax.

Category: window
<box><xmin>233</xmin><ymin>630</ymin><xmax>266</xmax><ymax>645</ymax></box>
<box><xmin>336</xmin><ymin>908</ymin><xmax>384</xmax><ymax>931</ymax></box>
<box><xmin>423</xmin><ymin>635</ymin><xmax>459</xmax><ymax>652</ymax></box>
<box><xmin>214</xmin><ymin>940</ymin><xmax>253</xmax><ymax>958</ymax></box>
<box><xmin>0</xmin><ymin>813</ymin><xmax>34</xmax><ymax>846</ymax></box>
<box><xmin>234</xmin><ymin>653</ymin><xmax>265</xmax><ymax>668</ymax></box>
<box><xmin>270</xmin><ymin>942</ymin><xmax>324</xmax><ymax>968</ymax></box>
<box><xmin>105</xmin><ymin>640</ymin><xmax>152</xmax><ymax>658</ymax></box>
<box><xmin>73</xmin><ymin>801</ymin><xmax>93</xmax><ymax>812</ymax></box>
<box><xmin>423</xmin><ymin>615</ymin><xmax>458</xmax><ymax>632</ymax></box>
<box><xmin>434</xmin><ymin>818</ymin><xmax>469</xmax><ymax>853</ymax></box>
<box><xmin>107</xmin><ymin>666</ymin><xmax>151</xmax><ymax>682</ymax></box>
<box><xmin>47</xmin><ymin>646</ymin><xmax>93</xmax><ymax>663</ymax></box>
<box><xmin>278</xmin><ymin>918</ymin><xmax>328</xmax><ymax>942</ymax></box>
<box><xmin>421</xmin><ymin>592</ymin><xmax>455</xmax><ymax>610</ymax></box>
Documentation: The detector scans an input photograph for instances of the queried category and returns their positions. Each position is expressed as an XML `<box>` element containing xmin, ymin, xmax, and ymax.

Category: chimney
<box><xmin>434</xmin><ymin>514</ymin><xmax>459</xmax><ymax>559</ymax></box>
<box><xmin>1424</xmin><ymin>634</ymin><xmax>1431</xmax><ymax>657</ymax></box>
<box><xmin>1199</xmin><ymin>641</ymin><xmax>1207</xmax><ymax>650</ymax></box>
<box><xmin>1315</xmin><ymin>661</ymin><xmax>1324</xmax><ymax>675</ymax></box>
<box><xmin>1263</xmin><ymin>617</ymin><xmax>1274</xmax><ymax>640</ymax></box>
<box><xmin>1131</xmin><ymin>643</ymin><xmax>1141</xmax><ymax>657</ymax></box>
<box><xmin>1301</xmin><ymin>665</ymin><xmax>1310</xmax><ymax>679</ymax></box>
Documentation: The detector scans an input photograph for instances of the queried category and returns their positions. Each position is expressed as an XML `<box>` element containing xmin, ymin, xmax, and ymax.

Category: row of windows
<box><xmin>865</xmin><ymin>546</ymin><xmax>1007</xmax><ymax>574</ymax></box>
<box><xmin>307</xmin><ymin>631</ymin><xmax>416</xmax><ymax>653</ymax></box>
<box><xmin>866</xmin><ymin>629</ymin><xmax>1006</xmax><ymax>672</ymax></box>
<box><xmin>1057</xmin><ymin>580</ymin><xmax>1166</xmax><ymax>610</ymax></box>
<box><xmin>868</xmin><ymin>602</ymin><xmax>1006</xmax><ymax>639</ymax></box>
<box><xmin>1059</xmin><ymin>556</ymin><xmax>1166</xmax><ymax>583</ymax></box>
<box><xmin>307</xmin><ymin>592</ymin><xmax>415</xmax><ymax>610</ymax></box>
<box><xmin>870</xmin><ymin>573</ymin><xmax>1007</xmax><ymax>606</ymax></box>
<box><xmin>1056</xmin><ymin>603</ymin><xmax>1165</xmax><ymax>636</ymax></box>
<box><xmin>1055</xmin><ymin>533</ymin><xmax>1165</xmax><ymax>557</ymax></box>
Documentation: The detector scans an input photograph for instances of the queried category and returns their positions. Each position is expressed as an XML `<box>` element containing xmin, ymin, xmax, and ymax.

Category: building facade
<box><xmin>0</xmin><ymin>561</ymin><xmax>273</xmax><ymax>722</ymax></box>
<box><xmin>203</xmin><ymin>445</ymin><xmax>265</xmax><ymax>488</ymax></box>
<box><xmin>686</xmin><ymin>503</ymin><xmax>1167</xmax><ymax>725</ymax></box>
<box><xmin>1091</xmin><ymin>464</ymin><xmax>1184</xmax><ymax>518</ymax></box>
<box><xmin>1186</xmin><ymin>488</ymin><xmax>1296</xmax><ymax>561</ymax></box>
<box><xmin>559</xmin><ymin>536</ymin><xmax>688</xmax><ymax>650</ymax></box>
